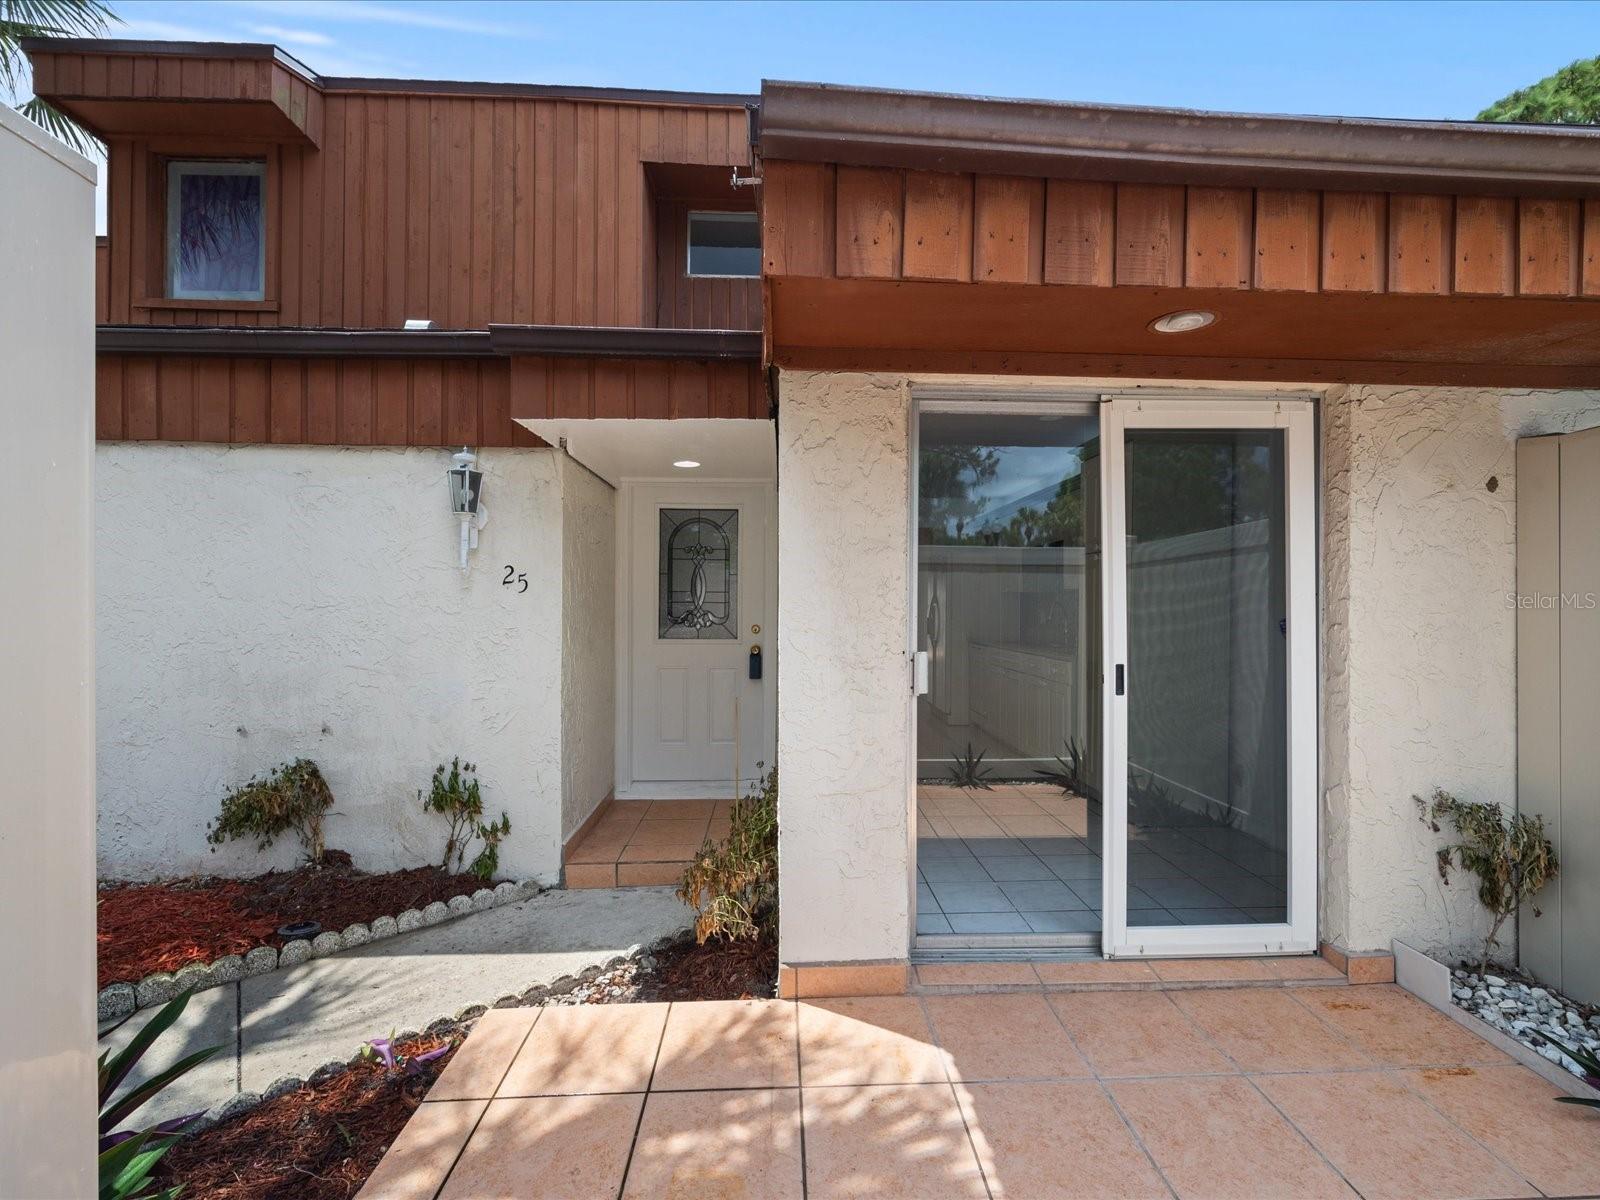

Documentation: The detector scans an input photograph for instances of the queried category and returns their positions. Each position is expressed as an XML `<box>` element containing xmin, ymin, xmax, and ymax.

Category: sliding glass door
<box><xmin>1102</xmin><ymin>397</ymin><xmax>1317</xmax><ymax>957</ymax></box>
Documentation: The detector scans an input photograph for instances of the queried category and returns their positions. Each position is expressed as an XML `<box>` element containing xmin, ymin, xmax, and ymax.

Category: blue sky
<box><xmin>105</xmin><ymin>1</ymin><xmax>1597</xmax><ymax>120</ymax></box>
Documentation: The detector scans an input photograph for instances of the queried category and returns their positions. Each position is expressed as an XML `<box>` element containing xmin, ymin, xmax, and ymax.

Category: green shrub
<box><xmin>678</xmin><ymin>765</ymin><xmax>777</xmax><ymax>943</ymax></box>
<box><xmin>207</xmin><ymin>758</ymin><xmax>335</xmax><ymax>865</ymax></box>
<box><xmin>1417</xmin><ymin>788</ymin><xmax>1558</xmax><ymax>974</ymax></box>
<box><xmin>421</xmin><ymin>758</ymin><xmax>511</xmax><ymax>880</ymax></box>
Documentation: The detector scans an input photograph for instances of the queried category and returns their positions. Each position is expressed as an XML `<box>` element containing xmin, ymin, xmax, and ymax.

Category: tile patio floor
<box><xmin>918</xmin><ymin>785</ymin><xmax>1289</xmax><ymax>936</ymax></box>
<box><xmin>565</xmin><ymin>799</ymin><xmax>730</xmax><ymax>888</ymax></box>
<box><xmin>359</xmin><ymin>980</ymin><xmax>1600</xmax><ymax>1199</ymax></box>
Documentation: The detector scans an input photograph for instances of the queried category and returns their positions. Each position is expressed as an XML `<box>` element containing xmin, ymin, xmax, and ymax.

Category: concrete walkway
<box><xmin>100</xmin><ymin>886</ymin><xmax>692</xmax><ymax>1126</ymax></box>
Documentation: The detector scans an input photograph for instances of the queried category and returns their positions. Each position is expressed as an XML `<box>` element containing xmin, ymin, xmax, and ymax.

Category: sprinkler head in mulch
<box><xmin>278</xmin><ymin>920</ymin><xmax>321</xmax><ymax>940</ymax></box>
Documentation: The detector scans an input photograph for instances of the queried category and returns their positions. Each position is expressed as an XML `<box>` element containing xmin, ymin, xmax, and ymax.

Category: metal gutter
<box><xmin>759</xmin><ymin>80</ymin><xmax>1600</xmax><ymax>197</ymax></box>
<box><xmin>487</xmin><ymin>325</ymin><xmax>762</xmax><ymax>360</ymax></box>
<box><xmin>97</xmin><ymin>325</ymin><xmax>762</xmax><ymax>361</ymax></box>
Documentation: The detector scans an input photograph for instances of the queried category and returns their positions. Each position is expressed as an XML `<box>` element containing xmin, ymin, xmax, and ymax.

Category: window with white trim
<box><xmin>166</xmin><ymin>160</ymin><xmax>267</xmax><ymax>301</ymax></box>
<box><xmin>686</xmin><ymin>210</ymin><xmax>760</xmax><ymax>278</ymax></box>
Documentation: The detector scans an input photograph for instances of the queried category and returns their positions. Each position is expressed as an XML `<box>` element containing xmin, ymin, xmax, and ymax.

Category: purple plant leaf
<box><xmin>403</xmin><ymin>1046</ymin><xmax>450</xmax><ymax>1076</ymax></box>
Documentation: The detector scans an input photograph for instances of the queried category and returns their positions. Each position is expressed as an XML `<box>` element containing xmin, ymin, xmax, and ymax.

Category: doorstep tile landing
<box><xmin>376</xmin><ymin>986</ymin><xmax>1561</xmax><ymax>1200</ymax></box>
<box><xmin>563</xmin><ymin>798</ymin><xmax>726</xmax><ymax>888</ymax></box>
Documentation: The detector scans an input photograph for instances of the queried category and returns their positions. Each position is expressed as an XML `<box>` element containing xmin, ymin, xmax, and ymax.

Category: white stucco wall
<box><xmin>559</xmin><ymin>456</ymin><xmax>617</xmax><ymax>838</ymax></box>
<box><xmin>1323</xmin><ymin>385</ymin><xmax>1600</xmax><ymax>958</ymax></box>
<box><xmin>776</xmin><ymin>371</ymin><xmax>913</xmax><ymax>965</ymax></box>
<box><xmin>95</xmin><ymin>443</ymin><xmax>593</xmax><ymax>883</ymax></box>
<box><xmin>0</xmin><ymin>105</ymin><xmax>98</xmax><ymax>1200</ymax></box>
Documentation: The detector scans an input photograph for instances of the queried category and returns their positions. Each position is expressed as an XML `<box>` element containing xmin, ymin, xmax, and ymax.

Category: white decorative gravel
<box><xmin>1451</xmin><ymin>967</ymin><xmax>1600</xmax><ymax>1077</ymax></box>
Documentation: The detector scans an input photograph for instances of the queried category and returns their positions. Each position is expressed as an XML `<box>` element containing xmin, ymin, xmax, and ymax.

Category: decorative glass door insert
<box><xmin>659</xmin><ymin>507</ymin><xmax>738</xmax><ymax>640</ymax></box>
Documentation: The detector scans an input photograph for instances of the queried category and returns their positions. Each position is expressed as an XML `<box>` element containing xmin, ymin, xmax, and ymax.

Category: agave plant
<box><xmin>948</xmin><ymin>743</ymin><xmax>993</xmax><ymax>791</ymax></box>
<box><xmin>1035</xmin><ymin>737</ymin><xmax>1085</xmax><ymax>794</ymax></box>
<box><xmin>1531</xmin><ymin>1031</ymin><xmax>1600</xmax><ymax>1111</ymax></box>
<box><xmin>99</xmin><ymin>991</ymin><xmax>221</xmax><ymax>1200</ymax></box>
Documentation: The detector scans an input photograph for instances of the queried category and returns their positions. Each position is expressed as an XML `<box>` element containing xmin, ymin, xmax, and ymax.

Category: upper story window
<box><xmin>686</xmin><ymin>211</ymin><xmax>760</xmax><ymax>278</ymax></box>
<box><xmin>166</xmin><ymin>160</ymin><xmax>266</xmax><ymax>301</ymax></box>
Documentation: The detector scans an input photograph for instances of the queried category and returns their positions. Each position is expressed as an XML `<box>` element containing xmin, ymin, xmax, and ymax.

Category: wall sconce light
<box><xmin>446</xmin><ymin>447</ymin><xmax>488</xmax><ymax>571</ymax></box>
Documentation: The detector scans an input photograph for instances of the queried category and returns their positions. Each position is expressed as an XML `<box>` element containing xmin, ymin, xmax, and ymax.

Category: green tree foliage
<box><xmin>0</xmin><ymin>0</ymin><xmax>116</xmax><ymax>153</ymax></box>
<box><xmin>1480</xmin><ymin>55</ymin><xmax>1600</xmax><ymax>125</ymax></box>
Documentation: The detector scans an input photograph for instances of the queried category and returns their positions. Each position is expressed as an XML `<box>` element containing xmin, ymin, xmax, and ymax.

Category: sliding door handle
<box><xmin>1115</xmin><ymin>664</ymin><xmax>1125</xmax><ymax>696</ymax></box>
<box><xmin>914</xmin><ymin>650</ymin><xmax>930</xmax><ymax>696</ymax></box>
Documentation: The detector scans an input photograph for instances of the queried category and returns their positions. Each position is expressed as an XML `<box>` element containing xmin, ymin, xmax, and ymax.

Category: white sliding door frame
<box><xmin>1102</xmin><ymin>394</ymin><xmax>1319</xmax><ymax>958</ymax></box>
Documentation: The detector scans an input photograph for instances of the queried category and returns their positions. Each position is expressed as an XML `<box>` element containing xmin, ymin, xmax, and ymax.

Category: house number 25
<box><xmin>502</xmin><ymin>565</ymin><xmax>528</xmax><ymax>593</ymax></box>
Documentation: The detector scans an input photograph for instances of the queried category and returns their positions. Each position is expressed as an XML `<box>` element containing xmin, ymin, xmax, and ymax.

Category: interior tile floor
<box><xmin>361</xmin><ymin>982</ymin><xmax>1600</xmax><ymax>1200</ymax></box>
<box><xmin>564</xmin><ymin>799</ymin><xmax>730</xmax><ymax>889</ymax></box>
<box><xmin>917</xmin><ymin>784</ymin><xmax>1288</xmax><ymax>935</ymax></box>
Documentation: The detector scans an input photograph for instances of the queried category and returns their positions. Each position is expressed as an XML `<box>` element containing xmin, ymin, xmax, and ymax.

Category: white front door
<box><xmin>620</xmin><ymin>481</ymin><xmax>774</xmax><ymax>799</ymax></box>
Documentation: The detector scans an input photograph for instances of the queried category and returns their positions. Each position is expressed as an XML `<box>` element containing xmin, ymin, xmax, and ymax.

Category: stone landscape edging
<box><xmin>1391</xmin><ymin>937</ymin><xmax>1598</xmax><ymax>1100</ymax></box>
<box><xmin>97</xmin><ymin>879</ymin><xmax>544</xmax><ymax>1022</ymax></box>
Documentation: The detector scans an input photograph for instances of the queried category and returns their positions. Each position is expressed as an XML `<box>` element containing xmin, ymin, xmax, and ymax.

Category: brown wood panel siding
<box><xmin>834</xmin><ymin>166</ymin><xmax>903</xmax><ymax>279</ymax></box>
<box><xmin>508</xmin><ymin>355</ymin><xmax>765</xmax><ymax>420</ymax></box>
<box><xmin>98</xmin><ymin>93</ymin><xmax>751</xmax><ymax>330</ymax></box>
<box><xmin>654</xmin><ymin>199</ymin><xmax>761</xmax><ymax>330</ymax></box>
<box><xmin>1519</xmin><ymin>198</ymin><xmax>1581</xmax><ymax>297</ymax></box>
<box><xmin>1183</xmin><ymin>187</ymin><xmax>1252</xmax><ymax>289</ymax></box>
<box><xmin>973</xmin><ymin>176</ymin><xmax>1044</xmax><ymax>283</ymax></box>
<box><xmin>765</xmin><ymin>161</ymin><xmax>1594</xmax><ymax>305</ymax></box>
<box><xmin>1043</xmin><ymin>181</ymin><xmax>1114</xmax><ymax>287</ymax></box>
<box><xmin>1252</xmin><ymin>190</ymin><xmax>1320</xmax><ymax>291</ymax></box>
<box><xmin>94</xmin><ymin>354</ymin><xmax>549</xmax><ymax>446</ymax></box>
<box><xmin>1321</xmin><ymin>192</ymin><xmax>1386</xmax><ymax>293</ymax></box>
<box><xmin>902</xmin><ymin>171</ymin><xmax>973</xmax><ymax>282</ymax></box>
<box><xmin>1113</xmin><ymin>184</ymin><xmax>1185</xmax><ymax>287</ymax></box>
<box><xmin>1453</xmin><ymin>197</ymin><xmax>1516</xmax><ymax>296</ymax></box>
<box><xmin>1387</xmin><ymin>194</ymin><xmax>1454</xmax><ymax>295</ymax></box>
<box><xmin>95</xmin><ymin>351</ymin><xmax>765</xmax><ymax>444</ymax></box>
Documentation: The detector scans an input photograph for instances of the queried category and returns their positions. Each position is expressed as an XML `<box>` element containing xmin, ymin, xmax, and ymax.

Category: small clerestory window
<box><xmin>166</xmin><ymin>160</ymin><xmax>267</xmax><ymax>301</ymax></box>
<box><xmin>686</xmin><ymin>210</ymin><xmax>760</xmax><ymax>278</ymax></box>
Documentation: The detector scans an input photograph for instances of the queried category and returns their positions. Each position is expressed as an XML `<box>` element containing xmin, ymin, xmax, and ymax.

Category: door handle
<box><xmin>1115</xmin><ymin>664</ymin><xmax>1125</xmax><ymax>696</ymax></box>
<box><xmin>914</xmin><ymin>649</ymin><xmax>930</xmax><ymax>696</ymax></box>
<box><xmin>749</xmin><ymin>644</ymin><xmax>763</xmax><ymax>680</ymax></box>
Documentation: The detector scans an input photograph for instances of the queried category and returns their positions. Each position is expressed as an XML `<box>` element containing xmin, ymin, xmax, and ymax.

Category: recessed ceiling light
<box><xmin>673</xmin><ymin>460</ymin><xmax>701</xmax><ymax>469</ymax></box>
<box><xmin>1149</xmin><ymin>310</ymin><xmax>1217</xmax><ymax>334</ymax></box>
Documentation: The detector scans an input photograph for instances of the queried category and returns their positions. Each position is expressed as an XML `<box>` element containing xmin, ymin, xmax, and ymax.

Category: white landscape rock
<box><xmin>447</xmin><ymin>894</ymin><xmax>473</xmax><ymax>916</ymax></box>
<box><xmin>421</xmin><ymin>900</ymin><xmax>449</xmax><ymax>926</ymax></box>
<box><xmin>341</xmin><ymin>922</ymin><xmax>372</xmax><ymax>948</ymax></box>
<box><xmin>1451</xmin><ymin>967</ymin><xmax>1600</xmax><ymax>1080</ymax></box>
<box><xmin>243</xmin><ymin>946</ymin><xmax>279</xmax><ymax>976</ymax></box>
<box><xmin>396</xmin><ymin>909</ymin><xmax>424</xmax><ymax>933</ymax></box>
<box><xmin>370</xmin><ymin>914</ymin><xmax>399</xmax><ymax>939</ymax></box>
<box><xmin>278</xmin><ymin>939</ymin><xmax>312</xmax><ymax>968</ymax></box>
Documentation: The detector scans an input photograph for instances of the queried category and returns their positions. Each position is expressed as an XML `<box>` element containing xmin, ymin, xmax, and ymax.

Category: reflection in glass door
<box><xmin>914</xmin><ymin>401</ymin><xmax>1103</xmax><ymax>946</ymax></box>
<box><xmin>1104</xmin><ymin>397</ymin><xmax>1317</xmax><ymax>957</ymax></box>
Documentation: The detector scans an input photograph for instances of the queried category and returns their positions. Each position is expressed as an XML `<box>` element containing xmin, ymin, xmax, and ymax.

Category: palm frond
<box><xmin>1</xmin><ymin>0</ymin><xmax>116</xmax><ymax>150</ymax></box>
<box><xmin>16</xmin><ymin>94</ymin><xmax>96</xmax><ymax>152</ymax></box>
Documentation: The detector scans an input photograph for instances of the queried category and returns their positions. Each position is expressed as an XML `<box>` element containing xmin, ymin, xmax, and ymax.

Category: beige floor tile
<box><xmin>617</xmin><ymin>861</ymin><xmax>686</xmax><ymax>886</ymax></box>
<box><xmin>436</xmin><ymin>1093</ymin><xmax>642</xmax><ymax>1200</ymax></box>
<box><xmin>1149</xmin><ymin>958</ymin><xmax>1280</xmax><ymax>983</ymax></box>
<box><xmin>1049</xmin><ymin>991</ymin><xmax>1233</xmax><ymax>1078</ymax></box>
<box><xmin>623</xmin><ymin>1088</ymin><xmax>804</xmax><ymax>1199</ymax></box>
<box><xmin>974</xmin><ymin>794</ymin><xmax>1050</xmax><ymax>816</ymax></box>
<box><xmin>630</xmin><ymin>817</ymin><xmax>709</xmax><ymax>844</ymax></box>
<box><xmin>795</xmin><ymin>962</ymin><xmax>908</xmax><ymax>998</ymax></box>
<box><xmin>1036</xmin><ymin>960</ymin><xmax>1157</xmax><ymax>986</ymax></box>
<box><xmin>945</xmin><ymin>815</ymin><xmax>1009</xmax><ymax>837</ymax></box>
<box><xmin>712</xmin><ymin>798</ymin><xmax>734</xmax><ymax>816</ymax></box>
<box><xmin>957</xmin><ymin>1080</ymin><xmax>1170</xmax><ymax>1199</ymax></box>
<box><xmin>798</xmin><ymin>997</ymin><xmax>949</xmax><ymax>1085</ymax></box>
<box><xmin>1171</xmin><ymin>989</ymin><xmax>1374</xmax><ymax>1073</ymax></box>
<box><xmin>563</xmin><ymin>862</ymin><xmax>617</xmax><ymax>888</ymax></box>
<box><xmin>1112</xmin><ymin>1076</ymin><xmax>1356</xmax><ymax>1199</ymax></box>
<box><xmin>926</xmin><ymin>993</ymin><xmax>1091</xmax><ymax>1081</ymax></box>
<box><xmin>1262</xmin><ymin>955</ymin><xmax>1346</xmax><ymax>981</ymax></box>
<box><xmin>997</xmin><ymin>814</ymin><xmax>1071</xmax><ymax>837</ymax></box>
<box><xmin>644</xmin><ymin>798</ymin><xmax>718</xmax><ymax>818</ymax></box>
<box><xmin>1256</xmin><ymin>1070</ymin><xmax>1536</xmax><ymax>1200</ymax></box>
<box><xmin>428</xmin><ymin>1008</ymin><xmax>540</xmax><ymax>1101</ymax></box>
<box><xmin>357</xmin><ymin>1098</ymin><xmax>487</xmax><ymax>1200</ymax></box>
<box><xmin>802</xmin><ymin>1083</ymin><xmax>988</xmax><ymax>1198</ymax></box>
<box><xmin>1405</xmin><ymin>1062</ymin><xmax>1600</xmax><ymax>1198</ymax></box>
<box><xmin>652</xmin><ymin>999</ymin><xmax>799</xmax><ymax>1090</ymax></box>
<box><xmin>1291</xmin><ymin>985</ymin><xmax>1512</xmax><ymax>1067</ymax></box>
<box><xmin>497</xmin><ymin>1002</ymin><xmax>668</xmax><ymax>1096</ymax></box>
<box><xmin>565</xmin><ymin>835</ymin><xmax>627</xmax><ymax>865</ymax></box>
<box><xmin>619</xmin><ymin>840</ymin><xmax>701</xmax><ymax>862</ymax></box>
<box><xmin>917</xmin><ymin>962</ymin><xmax>1038</xmax><ymax>987</ymax></box>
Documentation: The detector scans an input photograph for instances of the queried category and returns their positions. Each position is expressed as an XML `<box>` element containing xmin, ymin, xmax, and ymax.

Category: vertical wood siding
<box><xmin>99</xmin><ymin>95</ymin><xmax>753</xmax><ymax>330</ymax></box>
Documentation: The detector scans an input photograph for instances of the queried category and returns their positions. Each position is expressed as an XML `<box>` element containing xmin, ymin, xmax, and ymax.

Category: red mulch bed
<box><xmin>638</xmin><ymin>929</ymin><xmax>778</xmax><ymax>1001</ymax></box>
<box><xmin>158</xmin><ymin>1032</ymin><xmax>460</xmax><ymax>1200</ymax></box>
<box><xmin>98</xmin><ymin>860</ymin><xmax>489</xmax><ymax>988</ymax></box>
